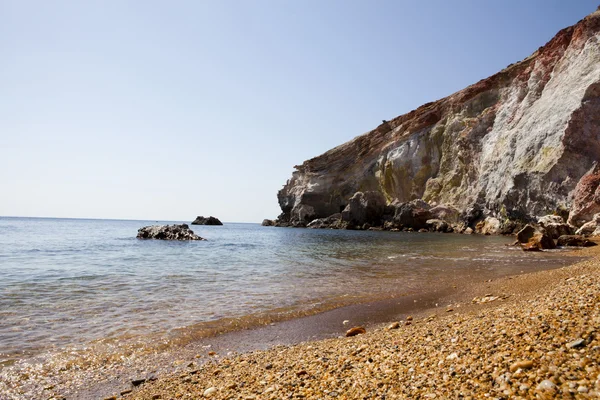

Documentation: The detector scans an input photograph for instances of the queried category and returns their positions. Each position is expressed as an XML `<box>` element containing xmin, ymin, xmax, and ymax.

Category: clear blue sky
<box><xmin>1</xmin><ymin>1</ymin><xmax>597</xmax><ymax>222</ymax></box>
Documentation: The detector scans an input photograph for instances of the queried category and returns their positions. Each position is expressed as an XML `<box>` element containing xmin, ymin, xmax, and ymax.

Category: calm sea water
<box><xmin>0</xmin><ymin>217</ymin><xmax>576</xmax><ymax>366</ymax></box>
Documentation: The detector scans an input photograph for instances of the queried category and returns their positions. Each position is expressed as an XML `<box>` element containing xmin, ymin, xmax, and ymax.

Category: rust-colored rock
<box><xmin>345</xmin><ymin>326</ymin><xmax>366</xmax><ymax>337</ymax></box>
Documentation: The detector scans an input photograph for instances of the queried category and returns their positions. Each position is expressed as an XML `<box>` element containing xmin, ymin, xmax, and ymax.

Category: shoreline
<box><xmin>3</xmin><ymin>245</ymin><xmax>590</xmax><ymax>399</ymax></box>
<box><xmin>121</xmin><ymin>244</ymin><xmax>599</xmax><ymax>399</ymax></box>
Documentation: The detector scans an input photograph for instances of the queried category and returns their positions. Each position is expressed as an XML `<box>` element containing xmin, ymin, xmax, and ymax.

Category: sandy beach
<box><xmin>80</xmin><ymin>244</ymin><xmax>600</xmax><ymax>400</ymax></box>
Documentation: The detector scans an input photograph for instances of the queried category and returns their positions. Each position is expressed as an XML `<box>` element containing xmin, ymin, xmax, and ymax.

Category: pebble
<box><xmin>509</xmin><ymin>360</ymin><xmax>534</xmax><ymax>372</ymax></box>
<box><xmin>345</xmin><ymin>326</ymin><xmax>366</xmax><ymax>337</ymax></box>
<box><xmin>536</xmin><ymin>380</ymin><xmax>556</xmax><ymax>391</ymax></box>
<box><xmin>203</xmin><ymin>387</ymin><xmax>217</xmax><ymax>397</ymax></box>
<box><xmin>387</xmin><ymin>322</ymin><xmax>400</xmax><ymax>330</ymax></box>
<box><xmin>567</xmin><ymin>338</ymin><xmax>585</xmax><ymax>348</ymax></box>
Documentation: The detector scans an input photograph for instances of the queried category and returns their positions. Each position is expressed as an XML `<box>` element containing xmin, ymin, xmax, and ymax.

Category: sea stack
<box><xmin>273</xmin><ymin>10</ymin><xmax>600</xmax><ymax>234</ymax></box>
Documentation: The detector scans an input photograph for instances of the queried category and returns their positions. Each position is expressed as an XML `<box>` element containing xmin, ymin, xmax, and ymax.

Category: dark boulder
<box><xmin>516</xmin><ymin>224</ymin><xmax>538</xmax><ymax>243</ymax></box>
<box><xmin>261</xmin><ymin>219</ymin><xmax>275</xmax><ymax>226</ymax></box>
<box><xmin>137</xmin><ymin>224</ymin><xmax>205</xmax><ymax>241</ymax></box>
<box><xmin>393</xmin><ymin>199</ymin><xmax>432</xmax><ymax>230</ymax></box>
<box><xmin>341</xmin><ymin>191</ymin><xmax>386</xmax><ymax>227</ymax></box>
<box><xmin>192</xmin><ymin>216</ymin><xmax>223</xmax><ymax>225</ymax></box>
<box><xmin>556</xmin><ymin>235</ymin><xmax>597</xmax><ymax>247</ymax></box>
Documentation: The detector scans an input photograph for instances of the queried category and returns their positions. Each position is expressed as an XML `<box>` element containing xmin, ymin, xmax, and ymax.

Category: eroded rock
<box><xmin>136</xmin><ymin>224</ymin><xmax>205</xmax><ymax>241</ymax></box>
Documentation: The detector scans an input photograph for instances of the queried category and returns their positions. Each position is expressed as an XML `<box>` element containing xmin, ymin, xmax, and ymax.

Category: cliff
<box><xmin>276</xmin><ymin>10</ymin><xmax>600</xmax><ymax>232</ymax></box>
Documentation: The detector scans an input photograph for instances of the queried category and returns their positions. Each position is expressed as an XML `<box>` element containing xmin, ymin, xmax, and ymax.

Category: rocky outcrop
<box><xmin>137</xmin><ymin>224</ymin><xmax>205</xmax><ymax>240</ymax></box>
<box><xmin>192</xmin><ymin>216</ymin><xmax>223</xmax><ymax>226</ymax></box>
<box><xmin>274</xmin><ymin>10</ymin><xmax>600</xmax><ymax>232</ymax></box>
<box><xmin>568</xmin><ymin>164</ymin><xmax>600</xmax><ymax>227</ymax></box>
<box><xmin>393</xmin><ymin>199</ymin><xmax>432</xmax><ymax>230</ymax></box>
<box><xmin>575</xmin><ymin>212</ymin><xmax>600</xmax><ymax>236</ymax></box>
<box><xmin>261</xmin><ymin>219</ymin><xmax>275</xmax><ymax>226</ymax></box>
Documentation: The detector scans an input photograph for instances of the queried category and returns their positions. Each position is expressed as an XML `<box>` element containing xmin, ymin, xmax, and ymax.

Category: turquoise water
<box><xmin>0</xmin><ymin>217</ymin><xmax>576</xmax><ymax>366</ymax></box>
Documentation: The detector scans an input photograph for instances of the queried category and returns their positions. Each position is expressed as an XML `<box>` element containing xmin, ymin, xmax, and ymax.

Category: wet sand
<box><xmin>120</xmin><ymin>245</ymin><xmax>600</xmax><ymax>399</ymax></box>
<box><xmin>1</xmin><ymin>246</ymin><xmax>596</xmax><ymax>399</ymax></box>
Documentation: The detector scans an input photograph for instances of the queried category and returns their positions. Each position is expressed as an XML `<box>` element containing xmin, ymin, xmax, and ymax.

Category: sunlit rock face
<box><xmin>278</xmin><ymin>10</ymin><xmax>600</xmax><ymax>228</ymax></box>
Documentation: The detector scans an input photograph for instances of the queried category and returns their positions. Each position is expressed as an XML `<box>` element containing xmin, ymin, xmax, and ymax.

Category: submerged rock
<box><xmin>136</xmin><ymin>224</ymin><xmax>205</xmax><ymax>241</ymax></box>
<box><xmin>191</xmin><ymin>216</ymin><xmax>223</xmax><ymax>225</ymax></box>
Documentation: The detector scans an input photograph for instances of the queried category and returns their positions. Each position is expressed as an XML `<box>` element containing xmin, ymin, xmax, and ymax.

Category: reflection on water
<box><xmin>0</xmin><ymin>217</ymin><xmax>578</xmax><ymax>365</ymax></box>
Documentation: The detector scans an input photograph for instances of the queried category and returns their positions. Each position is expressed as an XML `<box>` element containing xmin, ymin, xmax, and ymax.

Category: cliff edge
<box><xmin>275</xmin><ymin>9</ymin><xmax>600</xmax><ymax>233</ymax></box>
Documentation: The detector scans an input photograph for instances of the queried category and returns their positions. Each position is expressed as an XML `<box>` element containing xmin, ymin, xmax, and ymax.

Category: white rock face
<box><xmin>277</xmin><ymin>11</ymin><xmax>600</xmax><ymax>228</ymax></box>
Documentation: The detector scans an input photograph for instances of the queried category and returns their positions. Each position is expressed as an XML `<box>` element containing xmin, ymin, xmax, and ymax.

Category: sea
<box><xmin>0</xmin><ymin>217</ymin><xmax>578</xmax><ymax>373</ymax></box>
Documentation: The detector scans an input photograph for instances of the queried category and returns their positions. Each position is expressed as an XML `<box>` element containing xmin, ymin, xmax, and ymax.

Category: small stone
<box><xmin>152</xmin><ymin>395</ymin><xmax>161</xmax><ymax>400</ymax></box>
<box><xmin>120</xmin><ymin>389</ymin><xmax>132</xmax><ymax>395</ymax></box>
<box><xmin>103</xmin><ymin>397</ymin><xmax>117</xmax><ymax>400</ymax></box>
<box><xmin>345</xmin><ymin>326</ymin><xmax>366</xmax><ymax>337</ymax></box>
<box><xmin>387</xmin><ymin>322</ymin><xmax>400</xmax><ymax>330</ymax></box>
<box><xmin>296</xmin><ymin>370</ymin><xmax>308</xmax><ymax>377</ymax></box>
<box><xmin>208</xmin><ymin>351</ymin><xmax>216</xmax><ymax>356</ymax></box>
<box><xmin>509</xmin><ymin>360</ymin><xmax>534</xmax><ymax>372</ymax></box>
<box><xmin>131</xmin><ymin>378</ymin><xmax>146</xmax><ymax>387</ymax></box>
<box><xmin>406</xmin><ymin>316</ymin><xmax>413</xmax><ymax>321</ymax></box>
<box><xmin>536</xmin><ymin>380</ymin><xmax>556</xmax><ymax>391</ymax></box>
<box><xmin>342</xmin><ymin>320</ymin><xmax>350</xmax><ymax>325</ymax></box>
<box><xmin>519</xmin><ymin>384</ymin><xmax>530</xmax><ymax>391</ymax></box>
<box><xmin>265</xmin><ymin>363</ymin><xmax>273</xmax><ymax>370</ymax></box>
<box><xmin>578</xmin><ymin>386</ymin><xmax>589</xmax><ymax>393</ymax></box>
<box><xmin>203</xmin><ymin>387</ymin><xmax>218</xmax><ymax>397</ymax></box>
<box><xmin>567</xmin><ymin>338</ymin><xmax>585</xmax><ymax>348</ymax></box>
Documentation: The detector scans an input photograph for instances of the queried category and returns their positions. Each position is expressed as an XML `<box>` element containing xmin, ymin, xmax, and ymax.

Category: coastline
<box><xmin>15</xmin><ymin>244</ymin><xmax>593</xmax><ymax>399</ymax></box>
<box><xmin>117</xmin><ymin>244</ymin><xmax>599</xmax><ymax>399</ymax></box>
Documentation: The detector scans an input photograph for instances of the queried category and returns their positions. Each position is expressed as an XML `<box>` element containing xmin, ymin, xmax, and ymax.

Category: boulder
<box><xmin>426</xmin><ymin>219</ymin><xmax>450</xmax><ymax>233</ymax></box>
<box><xmin>191</xmin><ymin>216</ymin><xmax>223</xmax><ymax>225</ymax></box>
<box><xmin>575</xmin><ymin>213</ymin><xmax>600</xmax><ymax>236</ymax></box>
<box><xmin>393</xmin><ymin>199</ymin><xmax>432</xmax><ymax>230</ymax></box>
<box><xmin>568</xmin><ymin>164</ymin><xmax>600</xmax><ymax>227</ymax></box>
<box><xmin>429</xmin><ymin>205</ymin><xmax>460</xmax><ymax>223</ymax></box>
<box><xmin>537</xmin><ymin>215</ymin><xmax>573</xmax><ymax>239</ymax></box>
<box><xmin>556</xmin><ymin>235</ymin><xmax>597</xmax><ymax>247</ymax></box>
<box><xmin>475</xmin><ymin>217</ymin><xmax>501</xmax><ymax>235</ymax></box>
<box><xmin>522</xmin><ymin>232</ymin><xmax>556</xmax><ymax>251</ymax></box>
<box><xmin>137</xmin><ymin>224</ymin><xmax>205</xmax><ymax>241</ymax></box>
<box><xmin>341</xmin><ymin>191</ymin><xmax>386</xmax><ymax>227</ymax></box>
<box><xmin>307</xmin><ymin>213</ymin><xmax>342</xmax><ymax>229</ymax></box>
<box><xmin>261</xmin><ymin>219</ymin><xmax>275</xmax><ymax>226</ymax></box>
<box><xmin>516</xmin><ymin>224</ymin><xmax>556</xmax><ymax>250</ymax></box>
<box><xmin>516</xmin><ymin>224</ymin><xmax>538</xmax><ymax>243</ymax></box>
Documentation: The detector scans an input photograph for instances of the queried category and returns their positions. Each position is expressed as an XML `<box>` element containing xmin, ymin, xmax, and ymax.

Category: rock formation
<box><xmin>137</xmin><ymin>224</ymin><xmax>205</xmax><ymax>240</ymax></box>
<box><xmin>272</xmin><ymin>10</ymin><xmax>600</xmax><ymax>234</ymax></box>
<box><xmin>191</xmin><ymin>216</ymin><xmax>223</xmax><ymax>226</ymax></box>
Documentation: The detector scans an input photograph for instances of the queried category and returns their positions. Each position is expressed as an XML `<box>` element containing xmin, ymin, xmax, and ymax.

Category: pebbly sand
<box><xmin>83</xmin><ymin>244</ymin><xmax>600</xmax><ymax>400</ymax></box>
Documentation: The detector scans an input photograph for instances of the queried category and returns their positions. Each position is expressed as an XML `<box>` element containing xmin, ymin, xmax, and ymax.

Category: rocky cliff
<box><xmin>276</xmin><ymin>10</ymin><xmax>600</xmax><ymax>233</ymax></box>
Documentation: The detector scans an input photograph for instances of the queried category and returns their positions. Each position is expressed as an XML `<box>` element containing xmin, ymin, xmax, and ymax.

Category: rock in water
<box><xmin>275</xmin><ymin>11</ymin><xmax>600</xmax><ymax>229</ymax></box>
<box><xmin>191</xmin><ymin>216</ymin><xmax>223</xmax><ymax>225</ymax></box>
<box><xmin>261</xmin><ymin>219</ymin><xmax>275</xmax><ymax>226</ymax></box>
<box><xmin>136</xmin><ymin>224</ymin><xmax>205</xmax><ymax>241</ymax></box>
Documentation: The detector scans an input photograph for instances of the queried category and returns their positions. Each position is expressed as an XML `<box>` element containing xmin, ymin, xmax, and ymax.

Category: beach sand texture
<box><xmin>122</xmin><ymin>246</ymin><xmax>600</xmax><ymax>399</ymax></box>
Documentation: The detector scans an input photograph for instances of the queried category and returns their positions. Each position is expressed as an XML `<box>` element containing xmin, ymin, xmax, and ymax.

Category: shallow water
<box><xmin>0</xmin><ymin>217</ymin><xmax>577</xmax><ymax>367</ymax></box>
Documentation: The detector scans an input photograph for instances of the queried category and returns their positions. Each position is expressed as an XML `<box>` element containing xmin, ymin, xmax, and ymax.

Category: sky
<box><xmin>1</xmin><ymin>1</ymin><xmax>598</xmax><ymax>223</ymax></box>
